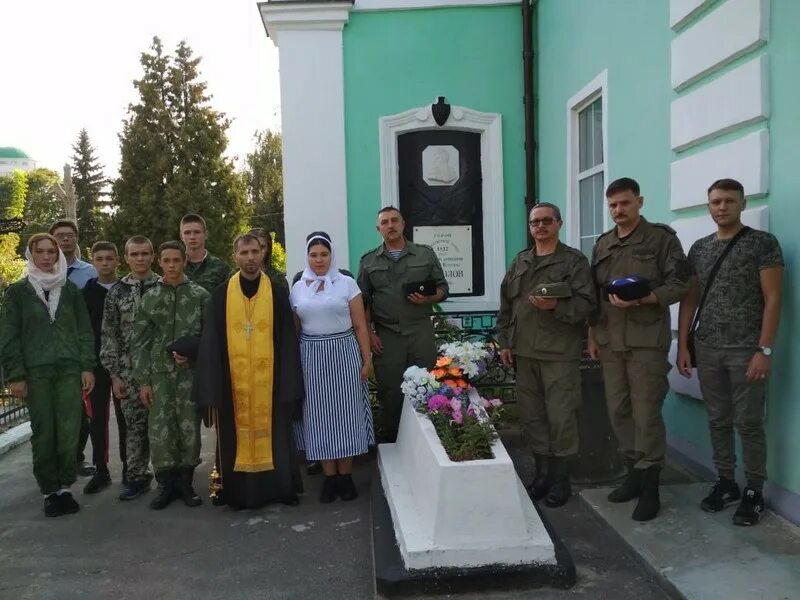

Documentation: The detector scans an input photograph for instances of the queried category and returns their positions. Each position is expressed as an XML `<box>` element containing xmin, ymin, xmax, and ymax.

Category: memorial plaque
<box><xmin>413</xmin><ymin>225</ymin><xmax>473</xmax><ymax>294</ymax></box>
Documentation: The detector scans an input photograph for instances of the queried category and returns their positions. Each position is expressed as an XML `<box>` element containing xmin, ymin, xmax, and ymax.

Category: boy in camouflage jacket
<box><xmin>100</xmin><ymin>236</ymin><xmax>161</xmax><ymax>501</ymax></box>
<box><xmin>131</xmin><ymin>241</ymin><xmax>210</xmax><ymax>510</ymax></box>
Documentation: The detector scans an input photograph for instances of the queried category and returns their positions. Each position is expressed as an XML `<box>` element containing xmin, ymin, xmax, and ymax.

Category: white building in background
<box><xmin>0</xmin><ymin>147</ymin><xmax>36</xmax><ymax>176</ymax></box>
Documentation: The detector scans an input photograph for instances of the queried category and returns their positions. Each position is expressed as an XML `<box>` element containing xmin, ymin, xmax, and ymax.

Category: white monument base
<box><xmin>378</xmin><ymin>399</ymin><xmax>556</xmax><ymax>571</ymax></box>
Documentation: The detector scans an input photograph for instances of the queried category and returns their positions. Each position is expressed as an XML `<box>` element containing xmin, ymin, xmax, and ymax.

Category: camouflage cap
<box><xmin>531</xmin><ymin>282</ymin><xmax>572</xmax><ymax>298</ymax></box>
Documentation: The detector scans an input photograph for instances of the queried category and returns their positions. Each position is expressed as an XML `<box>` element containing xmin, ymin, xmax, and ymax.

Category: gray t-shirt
<box><xmin>688</xmin><ymin>229</ymin><xmax>783</xmax><ymax>348</ymax></box>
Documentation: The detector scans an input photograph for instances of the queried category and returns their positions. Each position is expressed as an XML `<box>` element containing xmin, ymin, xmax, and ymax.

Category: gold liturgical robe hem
<box><xmin>225</xmin><ymin>272</ymin><xmax>275</xmax><ymax>472</ymax></box>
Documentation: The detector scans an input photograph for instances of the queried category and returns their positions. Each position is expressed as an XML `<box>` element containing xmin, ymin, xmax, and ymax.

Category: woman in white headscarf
<box><xmin>0</xmin><ymin>233</ymin><xmax>95</xmax><ymax>518</ymax></box>
<box><xmin>289</xmin><ymin>231</ymin><xmax>374</xmax><ymax>503</ymax></box>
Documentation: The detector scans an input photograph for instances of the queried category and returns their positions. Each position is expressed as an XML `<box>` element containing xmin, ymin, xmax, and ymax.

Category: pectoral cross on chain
<box><xmin>244</xmin><ymin>321</ymin><xmax>254</xmax><ymax>340</ymax></box>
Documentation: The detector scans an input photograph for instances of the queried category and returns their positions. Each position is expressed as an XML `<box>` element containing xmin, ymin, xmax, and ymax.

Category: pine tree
<box><xmin>245</xmin><ymin>130</ymin><xmax>284</xmax><ymax>245</ymax></box>
<box><xmin>110</xmin><ymin>37</ymin><xmax>248</xmax><ymax>259</ymax></box>
<box><xmin>71</xmin><ymin>129</ymin><xmax>108</xmax><ymax>248</ymax></box>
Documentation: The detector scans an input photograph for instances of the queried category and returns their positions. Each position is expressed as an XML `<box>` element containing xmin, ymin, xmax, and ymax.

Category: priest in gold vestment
<box><xmin>193</xmin><ymin>233</ymin><xmax>304</xmax><ymax>508</ymax></box>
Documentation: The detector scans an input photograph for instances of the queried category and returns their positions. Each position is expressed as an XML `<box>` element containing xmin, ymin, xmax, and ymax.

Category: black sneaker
<box><xmin>44</xmin><ymin>493</ymin><xmax>62</xmax><ymax>517</ymax></box>
<box><xmin>733</xmin><ymin>487</ymin><xmax>764</xmax><ymax>526</ymax></box>
<box><xmin>84</xmin><ymin>470</ymin><xmax>112</xmax><ymax>494</ymax></box>
<box><xmin>57</xmin><ymin>491</ymin><xmax>80</xmax><ymax>514</ymax></box>
<box><xmin>119</xmin><ymin>480</ymin><xmax>150</xmax><ymax>501</ymax></box>
<box><xmin>77</xmin><ymin>461</ymin><xmax>96</xmax><ymax>477</ymax></box>
<box><xmin>700</xmin><ymin>478</ymin><xmax>741</xmax><ymax>513</ymax></box>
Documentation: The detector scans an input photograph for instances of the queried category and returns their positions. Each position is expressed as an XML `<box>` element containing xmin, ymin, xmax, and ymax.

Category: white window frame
<box><xmin>566</xmin><ymin>69</ymin><xmax>609</xmax><ymax>252</ymax></box>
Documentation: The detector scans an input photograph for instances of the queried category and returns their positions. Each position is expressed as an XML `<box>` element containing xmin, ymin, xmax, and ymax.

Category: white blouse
<box><xmin>290</xmin><ymin>275</ymin><xmax>362</xmax><ymax>335</ymax></box>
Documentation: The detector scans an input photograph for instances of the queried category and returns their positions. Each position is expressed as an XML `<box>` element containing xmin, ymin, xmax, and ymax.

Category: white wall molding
<box><xmin>259</xmin><ymin>1</ymin><xmax>352</xmax><ymax>275</ymax></box>
<box><xmin>671</xmin><ymin>129</ymin><xmax>769</xmax><ymax>210</ymax></box>
<box><xmin>259</xmin><ymin>2</ymin><xmax>352</xmax><ymax>43</ymax></box>
<box><xmin>671</xmin><ymin>55</ymin><xmax>769</xmax><ymax>152</ymax></box>
<box><xmin>379</xmin><ymin>101</ymin><xmax>505</xmax><ymax>312</ymax></box>
<box><xmin>565</xmin><ymin>70</ymin><xmax>609</xmax><ymax>249</ymax></box>
<box><xmin>671</xmin><ymin>0</ymin><xmax>770</xmax><ymax>91</ymax></box>
<box><xmin>354</xmin><ymin>0</ymin><xmax>516</xmax><ymax>11</ymax></box>
<box><xmin>670</xmin><ymin>0</ymin><xmax>713</xmax><ymax>30</ymax></box>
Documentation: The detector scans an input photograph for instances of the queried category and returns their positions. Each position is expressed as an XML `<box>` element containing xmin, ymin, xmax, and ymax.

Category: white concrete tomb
<box><xmin>378</xmin><ymin>399</ymin><xmax>556</xmax><ymax>570</ymax></box>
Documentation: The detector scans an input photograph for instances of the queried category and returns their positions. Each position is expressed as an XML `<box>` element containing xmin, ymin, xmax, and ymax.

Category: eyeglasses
<box><xmin>529</xmin><ymin>218</ymin><xmax>556</xmax><ymax>227</ymax></box>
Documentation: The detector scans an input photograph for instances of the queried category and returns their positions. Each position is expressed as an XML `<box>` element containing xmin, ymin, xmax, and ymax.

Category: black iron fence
<box><xmin>0</xmin><ymin>391</ymin><xmax>28</xmax><ymax>432</ymax></box>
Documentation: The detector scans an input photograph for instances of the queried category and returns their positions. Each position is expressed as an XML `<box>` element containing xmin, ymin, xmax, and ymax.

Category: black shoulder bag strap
<box><xmin>689</xmin><ymin>226</ymin><xmax>751</xmax><ymax>365</ymax></box>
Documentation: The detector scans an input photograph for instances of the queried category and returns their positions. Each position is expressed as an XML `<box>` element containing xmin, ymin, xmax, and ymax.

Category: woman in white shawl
<box><xmin>289</xmin><ymin>231</ymin><xmax>374</xmax><ymax>503</ymax></box>
<box><xmin>0</xmin><ymin>233</ymin><xmax>95</xmax><ymax>517</ymax></box>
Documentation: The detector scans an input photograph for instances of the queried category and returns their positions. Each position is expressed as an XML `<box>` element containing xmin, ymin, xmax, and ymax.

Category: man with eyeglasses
<box><xmin>49</xmin><ymin>220</ymin><xmax>97</xmax><ymax>290</ymax></box>
<box><xmin>49</xmin><ymin>219</ymin><xmax>98</xmax><ymax>477</ymax></box>
<box><xmin>496</xmin><ymin>202</ymin><xmax>595</xmax><ymax>508</ymax></box>
<box><xmin>587</xmin><ymin>177</ymin><xmax>691</xmax><ymax>522</ymax></box>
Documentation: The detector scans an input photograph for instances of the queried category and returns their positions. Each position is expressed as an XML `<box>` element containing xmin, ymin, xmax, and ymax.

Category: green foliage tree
<box><xmin>109</xmin><ymin>37</ymin><xmax>248</xmax><ymax>259</ymax></box>
<box><xmin>71</xmin><ymin>129</ymin><xmax>109</xmax><ymax>247</ymax></box>
<box><xmin>0</xmin><ymin>170</ymin><xmax>29</xmax><ymax>288</ymax></box>
<box><xmin>245</xmin><ymin>130</ymin><xmax>284</xmax><ymax>245</ymax></box>
<box><xmin>19</xmin><ymin>167</ymin><xmax>63</xmax><ymax>251</ymax></box>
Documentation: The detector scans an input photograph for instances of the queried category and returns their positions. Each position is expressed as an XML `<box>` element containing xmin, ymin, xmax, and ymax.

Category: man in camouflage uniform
<box><xmin>180</xmin><ymin>213</ymin><xmax>233</xmax><ymax>292</ymax></box>
<box><xmin>131</xmin><ymin>241</ymin><xmax>210</xmax><ymax>510</ymax></box>
<box><xmin>100</xmin><ymin>236</ymin><xmax>160</xmax><ymax>501</ymax></box>
<box><xmin>357</xmin><ymin>207</ymin><xmax>449</xmax><ymax>442</ymax></box>
<box><xmin>497</xmin><ymin>203</ymin><xmax>595</xmax><ymax>508</ymax></box>
<box><xmin>588</xmin><ymin>177</ymin><xmax>691</xmax><ymax>522</ymax></box>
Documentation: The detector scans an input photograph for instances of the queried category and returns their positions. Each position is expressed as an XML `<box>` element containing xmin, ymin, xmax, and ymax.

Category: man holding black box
<box><xmin>357</xmin><ymin>206</ymin><xmax>449</xmax><ymax>442</ymax></box>
<box><xmin>497</xmin><ymin>203</ymin><xmax>595</xmax><ymax>507</ymax></box>
<box><xmin>587</xmin><ymin>177</ymin><xmax>691</xmax><ymax>522</ymax></box>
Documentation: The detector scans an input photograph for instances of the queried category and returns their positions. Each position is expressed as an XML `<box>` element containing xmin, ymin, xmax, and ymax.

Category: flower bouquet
<box><xmin>402</xmin><ymin>341</ymin><xmax>503</xmax><ymax>462</ymax></box>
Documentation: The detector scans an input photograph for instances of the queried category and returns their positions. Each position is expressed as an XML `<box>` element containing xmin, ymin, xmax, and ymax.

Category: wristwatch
<box><xmin>759</xmin><ymin>346</ymin><xmax>773</xmax><ymax>357</ymax></box>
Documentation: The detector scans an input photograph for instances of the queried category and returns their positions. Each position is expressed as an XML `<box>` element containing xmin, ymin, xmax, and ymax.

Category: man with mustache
<box><xmin>357</xmin><ymin>206</ymin><xmax>449</xmax><ymax>443</ymax></box>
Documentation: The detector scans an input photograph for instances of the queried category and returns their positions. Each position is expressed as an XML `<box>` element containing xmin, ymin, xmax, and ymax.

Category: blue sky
<box><xmin>0</xmin><ymin>0</ymin><xmax>281</xmax><ymax>178</ymax></box>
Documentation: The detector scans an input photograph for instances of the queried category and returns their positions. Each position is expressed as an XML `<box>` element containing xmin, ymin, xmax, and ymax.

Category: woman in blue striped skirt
<box><xmin>290</xmin><ymin>232</ymin><xmax>374</xmax><ymax>503</ymax></box>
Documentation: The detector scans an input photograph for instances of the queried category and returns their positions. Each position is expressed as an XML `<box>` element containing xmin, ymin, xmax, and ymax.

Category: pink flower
<box><xmin>427</xmin><ymin>394</ymin><xmax>449</xmax><ymax>411</ymax></box>
<box><xmin>452</xmin><ymin>386</ymin><xmax>463</xmax><ymax>396</ymax></box>
<box><xmin>450</xmin><ymin>398</ymin><xmax>462</xmax><ymax>412</ymax></box>
<box><xmin>480</xmin><ymin>398</ymin><xmax>490</xmax><ymax>408</ymax></box>
<box><xmin>467</xmin><ymin>406</ymin><xmax>476</xmax><ymax>416</ymax></box>
<box><xmin>451</xmin><ymin>410</ymin><xmax>464</xmax><ymax>425</ymax></box>
<box><xmin>489</xmin><ymin>398</ymin><xmax>503</xmax><ymax>407</ymax></box>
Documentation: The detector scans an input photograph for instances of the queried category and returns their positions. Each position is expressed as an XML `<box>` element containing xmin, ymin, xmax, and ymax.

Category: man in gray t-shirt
<box><xmin>677</xmin><ymin>178</ymin><xmax>783</xmax><ymax>527</ymax></box>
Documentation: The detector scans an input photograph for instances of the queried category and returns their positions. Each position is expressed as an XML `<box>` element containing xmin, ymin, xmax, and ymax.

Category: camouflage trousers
<box><xmin>148</xmin><ymin>369</ymin><xmax>201</xmax><ymax>472</ymax></box>
<box><xmin>120</xmin><ymin>381</ymin><xmax>152</xmax><ymax>484</ymax></box>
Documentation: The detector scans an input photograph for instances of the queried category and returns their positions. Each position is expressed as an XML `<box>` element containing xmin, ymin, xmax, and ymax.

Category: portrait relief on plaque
<box><xmin>422</xmin><ymin>145</ymin><xmax>459</xmax><ymax>187</ymax></box>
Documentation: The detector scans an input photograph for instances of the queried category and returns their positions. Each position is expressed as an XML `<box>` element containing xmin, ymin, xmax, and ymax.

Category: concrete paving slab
<box><xmin>0</xmin><ymin>415</ymin><xmax>689</xmax><ymax>600</ymax></box>
<box><xmin>582</xmin><ymin>483</ymin><xmax>800</xmax><ymax>600</ymax></box>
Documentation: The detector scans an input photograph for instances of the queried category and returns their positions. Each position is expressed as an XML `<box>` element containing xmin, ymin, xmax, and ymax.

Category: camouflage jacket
<box><xmin>130</xmin><ymin>276</ymin><xmax>210</xmax><ymax>386</ymax></box>
<box><xmin>591</xmin><ymin>218</ymin><xmax>691</xmax><ymax>351</ymax></box>
<box><xmin>0</xmin><ymin>278</ymin><xmax>95</xmax><ymax>381</ymax></box>
<box><xmin>357</xmin><ymin>241</ymin><xmax>449</xmax><ymax>334</ymax></box>
<box><xmin>497</xmin><ymin>242</ymin><xmax>596</xmax><ymax>360</ymax></box>
<box><xmin>184</xmin><ymin>252</ymin><xmax>232</xmax><ymax>293</ymax></box>
<box><xmin>100</xmin><ymin>272</ymin><xmax>160</xmax><ymax>381</ymax></box>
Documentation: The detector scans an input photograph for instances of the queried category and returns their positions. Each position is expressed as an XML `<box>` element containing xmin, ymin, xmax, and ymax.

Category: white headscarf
<box><xmin>299</xmin><ymin>235</ymin><xmax>341</xmax><ymax>298</ymax></box>
<box><xmin>24</xmin><ymin>244</ymin><xmax>67</xmax><ymax>322</ymax></box>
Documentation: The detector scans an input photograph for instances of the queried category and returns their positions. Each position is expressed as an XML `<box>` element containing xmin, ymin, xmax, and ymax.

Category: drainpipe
<box><xmin>522</xmin><ymin>0</ymin><xmax>536</xmax><ymax>245</ymax></box>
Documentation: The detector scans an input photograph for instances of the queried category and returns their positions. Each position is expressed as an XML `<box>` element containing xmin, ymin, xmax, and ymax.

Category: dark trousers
<box><xmin>26</xmin><ymin>366</ymin><xmax>83</xmax><ymax>494</ymax></box>
<box><xmin>695</xmin><ymin>341</ymin><xmax>767</xmax><ymax>487</ymax></box>
<box><xmin>599</xmin><ymin>347</ymin><xmax>670</xmax><ymax>470</ymax></box>
<box><xmin>89</xmin><ymin>369</ymin><xmax>127</xmax><ymax>470</ymax></box>
<box><xmin>372</xmin><ymin>324</ymin><xmax>437</xmax><ymax>438</ymax></box>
